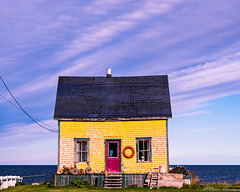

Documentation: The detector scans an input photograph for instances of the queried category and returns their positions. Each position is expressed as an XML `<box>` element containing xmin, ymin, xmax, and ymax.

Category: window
<box><xmin>74</xmin><ymin>139</ymin><xmax>89</xmax><ymax>162</ymax></box>
<box><xmin>136</xmin><ymin>137</ymin><xmax>151</xmax><ymax>162</ymax></box>
<box><xmin>108</xmin><ymin>142</ymin><xmax>118</xmax><ymax>158</ymax></box>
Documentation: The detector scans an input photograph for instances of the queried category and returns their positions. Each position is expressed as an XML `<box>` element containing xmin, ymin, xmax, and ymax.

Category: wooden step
<box><xmin>104</xmin><ymin>183</ymin><xmax>121</xmax><ymax>186</ymax></box>
<box><xmin>104</xmin><ymin>173</ymin><xmax>122</xmax><ymax>189</ymax></box>
<box><xmin>103</xmin><ymin>187</ymin><xmax>121</xmax><ymax>189</ymax></box>
<box><xmin>105</xmin><ymin>178</ymin><xmax>122</xmax><ymax>181</ymax></box>
<box><xmin>105</xmin><ymin>175</ymin><xmax>122</xmax><ymax>178</ymax></box>
<box><xmin>104</xmin><ymin>180</ymin><xmax>122</xmax><ymax>182</ymax></box>
<box><xmin>104</xmin><ymin>181</ymin><xmax>122</xmax><ymax>184</ymax></box>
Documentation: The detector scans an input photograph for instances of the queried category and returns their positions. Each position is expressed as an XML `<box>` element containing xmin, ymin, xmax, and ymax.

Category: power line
<box><xmin>0</xmin><ymin>94</ymin><xmax>57</xmax><ymax>130</ymax></box>
<box><xmin>0</xmin><ymin>93</ymin><xmax>20</xmax><ymax>109</ymax></box>
<box><xmin>0</xmin><ymin>76</ymin><xmax>58</xmax><ymax>132</ymax></box>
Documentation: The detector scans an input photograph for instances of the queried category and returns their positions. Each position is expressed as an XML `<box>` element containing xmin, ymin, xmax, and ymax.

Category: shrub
<box><xmin>182</xmin><ymin>171</ymin><xmax>204</xmax><ymax>189</ymax></box>
<box><xmin>182</xmin><ymin>183</ymin><xmax>190</xmax><ymax>189</ymax></box>
<box><xmin>71</xmin><ymin>178</ymin><xmax>90</xmax><ymax>188</ymax></box>
<box><xmin>45</xmin><ymin>181</ymin><xmax>55</xmax><ymax>188</ymax></box>
<box><xmin>15</xmin><ymin>181</ymin><xmax>26</xmax><ymax>186</ymax></box>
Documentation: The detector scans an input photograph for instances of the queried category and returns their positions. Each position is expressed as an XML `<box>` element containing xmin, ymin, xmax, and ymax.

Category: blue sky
<box><xmin>0</xmin><ymin>0</ymin><xmax>240</xmax><ymax>165</ymax></box>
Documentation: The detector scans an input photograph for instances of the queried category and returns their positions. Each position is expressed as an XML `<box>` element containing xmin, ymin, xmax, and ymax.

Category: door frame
<box><xmin>105</xmin><ymin>139</ymin><xmax>121</xmax><ymax>172</ymax></box>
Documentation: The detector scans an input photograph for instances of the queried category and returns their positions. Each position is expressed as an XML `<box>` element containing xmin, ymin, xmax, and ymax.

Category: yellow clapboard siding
<box><xmin>59</xmin><ymin>120</ymin><xmax>168</xmax><ymax>173</ymax></box>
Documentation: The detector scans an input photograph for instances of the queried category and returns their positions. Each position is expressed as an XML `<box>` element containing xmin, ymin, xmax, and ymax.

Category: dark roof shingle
<box><xmin>54</xmin><ymin>75</ymin><xmax>172</xmax><ymax>120</ymax></box>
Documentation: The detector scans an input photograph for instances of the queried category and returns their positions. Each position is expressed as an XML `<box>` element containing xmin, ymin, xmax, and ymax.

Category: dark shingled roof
<box><xmin>54</xmin><ymin>75</ymin><xmax>172</xmax><ymax>120</ymax></box>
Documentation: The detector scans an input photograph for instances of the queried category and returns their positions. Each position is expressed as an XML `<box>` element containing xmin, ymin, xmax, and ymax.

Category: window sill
<box><xmin>137</xmin><ymin>161</ymin><xmax>152</xmax><ymax>163</ymax></box>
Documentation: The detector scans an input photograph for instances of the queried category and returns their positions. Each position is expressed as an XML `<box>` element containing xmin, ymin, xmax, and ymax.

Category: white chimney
<box><xmin>106</xmin><ymin>68</ymin><xmax>112</xmax><ymax>77</ymax></box>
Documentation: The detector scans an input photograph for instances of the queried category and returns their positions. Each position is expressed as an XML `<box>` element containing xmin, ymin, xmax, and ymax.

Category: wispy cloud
<box><xmin>55</xmin><ymin>0</ymin><xmax>181</xmax><ymax>63</ymax></box>
<box><xmin>0</xmin><ymin>119</ymin><xmax>57</xmax><ymax>145</ymax></box>
<box><xmin>184</xmin><ymin>128</ymin><xmax>216</xmax><ymax>133</ymax></box>
<box><xmin>0</xmin><ymin>119</ymin><xmax>57</xmax><ymax>164</ymax></box>
<box><xmin>174</xmin><ymin>110</ymin><xmax>211</xmax><ymax>118</ymax></box>
<box><xmin>170</xmin><ymin>51</ymin><xmax>240</xmax><ymax>113</ymax></box>
<box><xmin>170</xmin><ymin>52</ymin><xmax>240</xmax><ymax>93</ymax></box>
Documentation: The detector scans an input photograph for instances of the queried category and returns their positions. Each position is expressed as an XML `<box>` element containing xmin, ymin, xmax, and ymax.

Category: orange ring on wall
<box><xmin>123</xmin><ymin>146</ymin><xmax>135</xmax><ymax>158</ymax></box>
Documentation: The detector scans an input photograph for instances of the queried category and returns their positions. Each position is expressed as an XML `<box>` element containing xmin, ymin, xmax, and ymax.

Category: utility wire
<box><xmin>0</xmin><ymin>94</ymin><xmax>57</xmax><ymax>130</ymax></box>
<box><xmin>22</xmin><ymin>174</ymin><xmax>48</xmax><ymax>177</ymax></box>
<box><xmin>0</xmin><ymin>76</ymin><xmax>58</xmax><ymax>132</ymax></box>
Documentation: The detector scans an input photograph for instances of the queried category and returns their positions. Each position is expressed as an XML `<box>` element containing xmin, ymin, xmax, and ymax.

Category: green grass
<box><xmin>2</xmin><ymin>183</ymin><xmax>240</xmax><ymax>192</ymax></box>
<box><xmin>0</xmin><ymin>185</ymin><xmax>198</xmax><ymax>192</ymax></box>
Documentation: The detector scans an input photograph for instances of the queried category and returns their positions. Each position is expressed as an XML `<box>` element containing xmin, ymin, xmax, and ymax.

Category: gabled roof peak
<box><xmin>54</xmin><ymin>75</ymin><xmax>172</xmax><ymax>121</ymax></box>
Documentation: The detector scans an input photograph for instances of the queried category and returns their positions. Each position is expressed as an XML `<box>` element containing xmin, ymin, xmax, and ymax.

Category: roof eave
<box><xmin>54</xmin><ymin>116</ymin><xmax>172</xmax><ymax>121</ymax></box>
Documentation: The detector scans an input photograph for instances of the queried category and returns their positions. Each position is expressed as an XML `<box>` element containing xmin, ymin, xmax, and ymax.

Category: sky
<box><xmin>0</xmin><ymin>0</ymin><xmax>240</xmax><ymax>165</ymax></box>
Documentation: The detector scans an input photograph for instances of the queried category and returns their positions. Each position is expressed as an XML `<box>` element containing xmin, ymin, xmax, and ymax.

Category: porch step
<box><xmin>105</xmin><ymin>175</ymin><xmax>122</xmax><ymax>178</ymax></box>
<box><xmin>104</xmin><ymin>173</ymin><xmax>122</xmax><ymax>189</ymax></box>
<box><xmin>103</xmin><ymin>187</ymin><xmax>122</xmax><ymax>189</ymax></box>
<box><xmin>104</xmin><ymin>183</ymin><xmax>122</xmax><ymax>186</ymax></box>
<box><xmin>105</xmin><ymin>179</ymin><xmax>122</xmax><ymax>182</ymax></box>
<box><xmin>104</xmin><ymin>180</ymin><xmax>122</xmax><ymax>184</ymax></box>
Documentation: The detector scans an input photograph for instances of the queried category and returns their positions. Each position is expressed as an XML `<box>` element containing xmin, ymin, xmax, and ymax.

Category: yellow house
<box><xmin>54</xmin><ymin>69</ymin><xmax>172</xmax><ymax>174</ymax></box>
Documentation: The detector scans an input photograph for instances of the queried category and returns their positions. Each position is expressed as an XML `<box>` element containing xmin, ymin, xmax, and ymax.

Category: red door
<box><xmin>106</xmin><ymin>140</ymin><xmax>120</xmax><ymax>173</ymax></box>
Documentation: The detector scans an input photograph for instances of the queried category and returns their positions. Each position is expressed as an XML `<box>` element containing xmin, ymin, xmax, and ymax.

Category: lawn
<box><xmin>2</xmin><ymin>184</ymin><xmax>240</xmax><ymax>192</ymax></box>
<box><xmin>0</xmin><ymin>185</ymin><xmax>198</xmax><ymax>192</ymax></box>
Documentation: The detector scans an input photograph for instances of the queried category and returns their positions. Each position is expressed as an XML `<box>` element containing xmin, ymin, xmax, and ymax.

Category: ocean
<box><xmin>0</xmin><ymin>165</ymin><xmax>240</xmax><ymax>184</ymax></box>
<box><xmin>0</xmin><ymin>165</ymin><xmax>57</xmax><ymax>184</ymax></box>
<box><xmin>182</xmin><ymin>165</ymin><xmax>240</xmax><ymax>184</ymax></box>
